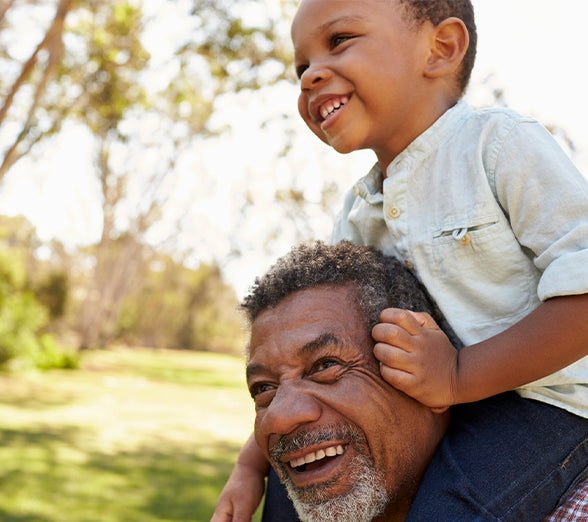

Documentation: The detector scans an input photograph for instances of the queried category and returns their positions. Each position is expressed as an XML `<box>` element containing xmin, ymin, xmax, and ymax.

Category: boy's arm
<box><xmin>211</xmin><ymin>432</ymin><xmax>270</xmax><ymax>522</ymax></box>
<box><xmin>373</xmin><ymin>293</ymin><xmax>588</xmax><ymax>409</ymax></box>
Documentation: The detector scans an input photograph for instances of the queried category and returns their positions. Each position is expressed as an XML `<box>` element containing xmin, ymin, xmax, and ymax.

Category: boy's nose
<box><xmin>300</xmin><ymin>64</ymin><xmax>331</xmax><ymax>91</ymax></box>
<box><xmin>259</xmin><ymin>381</ymin><xmax>321</xmax><ymax>436</ymax></box>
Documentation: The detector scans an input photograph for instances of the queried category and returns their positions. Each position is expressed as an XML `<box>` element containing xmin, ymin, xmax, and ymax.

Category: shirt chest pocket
<box><xmin>429</xmin><ymin>216</ymin><xmax>540</xmax><ymax>324</ymax></box>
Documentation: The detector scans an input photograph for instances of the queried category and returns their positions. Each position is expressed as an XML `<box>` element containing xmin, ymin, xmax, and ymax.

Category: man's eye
<box><xmin>312</xmin><ymin>358</ymin><xmax>341</xmax><ymax>373</ymax></box>
<box><xmin>249</xmin><ymin>382</ymin><xmax>274</xmax><ymax>399</ymax></box>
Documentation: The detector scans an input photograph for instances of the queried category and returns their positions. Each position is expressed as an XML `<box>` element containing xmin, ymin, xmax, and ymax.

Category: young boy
<box><xmin>214</xmin><ymin>0</ymin><xmax>588</xmax><ymax>520</ymax></box>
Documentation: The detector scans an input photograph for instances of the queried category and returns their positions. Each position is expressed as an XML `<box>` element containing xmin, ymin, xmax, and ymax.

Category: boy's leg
<box><xmin>406</xmin><ymin>392</ymin><xmax>588</xmax><ymax>522</ymax></box>
<box><xmin>262</xmin><ymin>467</ymin><xmax>301</xmax><ymax>521</ymax></box>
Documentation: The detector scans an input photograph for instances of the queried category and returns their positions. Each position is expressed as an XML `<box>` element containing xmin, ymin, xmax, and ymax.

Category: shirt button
<box><xmin>459</xmin><ymin>234</ymin><xmax>471</xmax><ymax>246</ymax></box>
<box><xmin>404</xmin><ymin>259</ymin><xmax>414</xmax><ymax>270</ymax></box>
<box><xmin>388</xmin><ymin>206</ymin><xmax>401</xmax><ymax>219</ymax></box>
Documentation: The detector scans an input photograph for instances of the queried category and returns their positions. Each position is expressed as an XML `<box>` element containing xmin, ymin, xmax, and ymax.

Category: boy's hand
<box><xmin>372</xmin><ymin>308</ymin><xmax>459</xmax><ymax>411</ymax></box>
<box><xmin>211</xmin><ymin>461</ymin><xmax>265</xmax><ymax>522</ymax></box>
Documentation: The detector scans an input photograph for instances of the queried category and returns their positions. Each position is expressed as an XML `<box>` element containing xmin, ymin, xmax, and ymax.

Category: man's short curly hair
<box><xmin>241</xmin><ymin>241</ymin><xmax>459</xmax><ymax>346</ymax></box>
<box><xmin>399</xmin><ymin>0</ymin><xmax>477</xmax><ymax>95</ymax></box>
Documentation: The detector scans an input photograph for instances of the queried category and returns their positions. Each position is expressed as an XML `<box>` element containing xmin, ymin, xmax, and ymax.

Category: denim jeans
<box><xmin>262</xmin><ymin>392</ymin><xmax>588</xmax><ymax>521</ymax></box>
<box><xmin>406</xmin><ymin>392</ymin><xmax>588</xmax><ymax>521</ymax></box>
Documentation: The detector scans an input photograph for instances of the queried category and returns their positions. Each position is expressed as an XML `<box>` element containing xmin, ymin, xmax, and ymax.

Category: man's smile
<box><xmin>288</xmin><ymin>443</ymin><xmax>346</xmax><ymax>470</ymax></box>
<box><xmin>269</xmin><ymin>427</ymin><xmax>360</xmax><ymax>489</ymax></box>
<box><xmin>282</xmin><ymin>443</ymin><xmax>352</xmax><ymax>490</ymax></box>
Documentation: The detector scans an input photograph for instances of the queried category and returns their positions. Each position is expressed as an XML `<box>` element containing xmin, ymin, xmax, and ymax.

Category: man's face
<box><xmin>247</xmin><ymin>285</ymin><xmax>444</xmax><ymax>521</ymax></box>
<box><xmin>291</xmin><ymin>0</ymin><xmax>435</xmax><ymax>166</ymax></box>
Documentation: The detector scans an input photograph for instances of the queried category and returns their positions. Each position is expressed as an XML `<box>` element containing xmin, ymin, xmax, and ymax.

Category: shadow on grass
<box><xmin>0</xmin><ymin>511</ymin><xmax>52</xmax><ymax>522</ymax></box>
<box><xmin>0</xmin><ymin>427</ymin><xmax>241</xmax><ymax>521</ymax></box>
<box><xmin>0</xmin><ymin>376</ymin><xmax>81</xmax><ymax>411</ymax></box>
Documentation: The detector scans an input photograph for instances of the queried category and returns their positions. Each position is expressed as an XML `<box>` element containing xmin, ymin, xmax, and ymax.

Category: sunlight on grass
<box><xmin>0</xmin><ymin>348</ymin><xmax>262</xmax><ymax>521</ymax></box>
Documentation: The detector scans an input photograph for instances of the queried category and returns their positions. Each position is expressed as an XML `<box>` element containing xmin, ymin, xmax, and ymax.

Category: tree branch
<box><xmin>0</xmin><ymin>0</ymin><xmax>72</xmax><ymax>181</ymax></box>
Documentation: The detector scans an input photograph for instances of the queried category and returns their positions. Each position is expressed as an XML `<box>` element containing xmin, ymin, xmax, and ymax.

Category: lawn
<box><xmin>0</xmin><ymin>347</ymin><xmax>263</xmax><ymax>522</ymax></box>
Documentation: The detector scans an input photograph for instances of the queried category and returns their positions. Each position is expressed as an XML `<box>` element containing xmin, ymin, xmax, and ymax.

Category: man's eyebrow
<box><xmin>246</xmin><ymin>332</ymin><xmax>342</xmax><ymax>381</ymax></box>
<box><xmin>301</xmin><ymin>332</ymin><xmax>341</xmax><ymax>355</ymax></box>
<box><xmin>246</xmin><ymin>363</ymin><xmax>265</xmax><ymax>382</ymax></box>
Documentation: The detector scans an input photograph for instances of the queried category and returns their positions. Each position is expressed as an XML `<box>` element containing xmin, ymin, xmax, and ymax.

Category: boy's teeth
<box><xmin>289</xmin><ymin>444</ymin><xmax>346</xmax><ymax>469</ymax></box>
<box><xmin>320</xmin><ymin>97</ymin><xmax>348</xmax><ymax>120</ymax></box>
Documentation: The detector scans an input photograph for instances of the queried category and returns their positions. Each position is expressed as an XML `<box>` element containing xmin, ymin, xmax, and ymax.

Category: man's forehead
<box><xmin>247</xmin><ymin>285</ymin><xmax>368</xmax><ymax>359</ymax></box>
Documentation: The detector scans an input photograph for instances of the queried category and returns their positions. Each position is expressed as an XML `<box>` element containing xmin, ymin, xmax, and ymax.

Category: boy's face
<box><xmin>291</xmin><ymin>0</ymin><xmax>436</xmax><ymax>166</ymax></box>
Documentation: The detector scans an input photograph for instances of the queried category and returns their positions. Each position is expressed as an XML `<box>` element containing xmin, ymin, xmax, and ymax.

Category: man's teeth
<box><xmin>320</xmin><ymin>97</ymin><xmax>348</xmax><ymax>120</ymax></box>
<box><xmin>289</xmin><ymin>444</ymin><xmax>345</xmax><ymax>469</ymax></box>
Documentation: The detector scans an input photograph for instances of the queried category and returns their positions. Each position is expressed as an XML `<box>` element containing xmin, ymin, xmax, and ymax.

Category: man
<box><xmin>219</xmin><ymin>241</ymin><xmax>588</xmax><ymax>521</ymax></box>
<box><xmin>244</xmin><ymin>241</ymin><xmax>452</xmax><ymax>521</ymax></box>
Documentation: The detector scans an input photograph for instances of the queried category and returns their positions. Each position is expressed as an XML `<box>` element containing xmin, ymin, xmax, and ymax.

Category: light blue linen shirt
<box><xmin>332</xmin><ymin>101</ymin><xmax>588</xmax><ymax>418</ymax></box>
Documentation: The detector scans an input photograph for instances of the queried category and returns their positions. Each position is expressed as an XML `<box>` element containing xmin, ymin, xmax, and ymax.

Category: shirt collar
<box><xmin>351</xmin><ymin>100</ymin><xmax>472</xmax><ymax>202</ymax></box>
<box><xmin>386</xmin><ymin>100</ymin><xmax>471</xmax><ymax>177</ymax></box>
<box><xmin>352</xmin><ymin>162</ymin><xmax>384</xmax><ymax>204</ymax></box>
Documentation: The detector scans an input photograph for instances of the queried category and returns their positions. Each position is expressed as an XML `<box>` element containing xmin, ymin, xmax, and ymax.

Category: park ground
<box><xmin>0</xmin><ymin>347</ymin><xmax>263</xmax><ymax>522</ymax></box>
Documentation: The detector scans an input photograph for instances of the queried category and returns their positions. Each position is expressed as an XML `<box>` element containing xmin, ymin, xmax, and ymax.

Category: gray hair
<box><xmin>241</xmin><ymin>241</ymin><xmax>460</xmax><ymax>346</ymax></box>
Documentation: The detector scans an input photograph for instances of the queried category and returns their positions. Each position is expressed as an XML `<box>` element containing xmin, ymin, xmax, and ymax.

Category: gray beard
<box><xmin>281</xmin><ymin>453</ymin><xmax>389</xmax><ymax>522</ymax></box>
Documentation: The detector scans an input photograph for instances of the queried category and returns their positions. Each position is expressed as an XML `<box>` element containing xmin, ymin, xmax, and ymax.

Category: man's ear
<box><xmin>424</xmin><ymin>17</ymin><xmax>469</xmax><ymax>80</ymax></box>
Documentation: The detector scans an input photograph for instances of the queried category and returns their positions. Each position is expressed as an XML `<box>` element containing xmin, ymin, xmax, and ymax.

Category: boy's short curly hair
<box><xmin>399</xmin><ymin>0</ymin><xmax>477</xmax><ymax>95</ymax></box>
<box><xmin>241</xmin><ymin>240</ymin><xmax>461</xmax><ymax>347</ymax></box>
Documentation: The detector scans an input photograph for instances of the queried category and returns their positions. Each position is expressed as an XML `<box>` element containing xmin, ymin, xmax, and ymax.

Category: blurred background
<box><xmin>0</xmin><ymin>0</ymin><xmax>586</xmax><ymax>520</ymax></box>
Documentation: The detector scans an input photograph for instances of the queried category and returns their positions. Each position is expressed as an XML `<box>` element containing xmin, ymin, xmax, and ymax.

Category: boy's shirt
<box><xmin>332</xmin><ymin>101</ymin><xmax>588</xmax><ymax>418</ymax></box>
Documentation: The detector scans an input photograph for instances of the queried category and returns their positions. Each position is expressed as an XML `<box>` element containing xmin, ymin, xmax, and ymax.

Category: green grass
<box><xmin>0</xmin><ymin>347</ymin><xmax>263</xmax><ymax>521</ymax></box>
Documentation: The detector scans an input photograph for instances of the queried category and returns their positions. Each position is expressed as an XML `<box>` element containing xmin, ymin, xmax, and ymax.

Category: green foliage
<box><xmin>0</xmin><ymin>289</ymin><xmax>47</xmax><ymax>365</ymax></box>
<box><xmin>116</xmin><ymin>256</ymin><xmax>245</xmax><ymax>353</ymax></box>
<box><xmin>0</xmin><ymin>227</ymin><xmax>76</xmax><ymax>371</ymax></box>
<box><xmin>67</xmin><ymin>1</ymin><xmax>150</xmax><ymax>135</ymax></box>
<box><xmin>36</xmin><ymin>271</ymin><xmax>68</xmax><ymax>319</ymax></box>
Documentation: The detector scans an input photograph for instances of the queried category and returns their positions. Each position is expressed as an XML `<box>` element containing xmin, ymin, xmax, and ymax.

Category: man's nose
<box><xmin>260</xmin><ymin>382</ymin><xmax>321</xmax><ymax>435</ymax></box>
<box><xmin>300</xmin><ymin>63</ymin><xmax>331</xmax><ymax>91</ymax></box>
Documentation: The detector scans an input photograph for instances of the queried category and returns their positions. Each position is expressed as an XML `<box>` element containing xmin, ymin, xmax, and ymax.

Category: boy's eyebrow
<box><xmin>246</xmin><ymin>332</ymin><xmax>342</xmax><ymax>381</ymax></box>
<box><xmin>318</xmin><ymin>14</ymin><xmax>367</xmax><ymax>33</ymax></box>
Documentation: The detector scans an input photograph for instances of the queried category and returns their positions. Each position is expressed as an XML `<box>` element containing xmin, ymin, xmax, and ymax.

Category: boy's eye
<box><xmin>329</xmin><ymin>34</ymin><xmax>352</xmax><ymax>49</ymax></box>
<box><xmin>295</xmin><ymin>64</ymin><xmax>308</xmax><ymax>80</ymax></box>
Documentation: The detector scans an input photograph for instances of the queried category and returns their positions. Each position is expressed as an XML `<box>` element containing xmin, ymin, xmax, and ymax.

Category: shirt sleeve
<box><xmin>490</xmin><ymin>119</ymin><xmax>588</xmax><ymax>301</ymax></box>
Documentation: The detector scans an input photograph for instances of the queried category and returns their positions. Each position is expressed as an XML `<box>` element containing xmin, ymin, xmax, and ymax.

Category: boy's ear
<box><xmin>424</xmin><ymin>17</ymin><xmax>469</xmax><ymax>80</ymax></box>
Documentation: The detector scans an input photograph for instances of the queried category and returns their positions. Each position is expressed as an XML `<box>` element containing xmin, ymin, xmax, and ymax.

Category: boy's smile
<box><xmin>291</xmin><ymin>0</ymin><xmax>452</xmax><ymax>169</ymax></box>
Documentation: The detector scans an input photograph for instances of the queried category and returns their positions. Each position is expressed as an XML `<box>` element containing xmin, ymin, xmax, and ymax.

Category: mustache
<box><xmin>270</xmin><ymin>422</ymin><xmax>363</xmax><ymax>463</ymax></box>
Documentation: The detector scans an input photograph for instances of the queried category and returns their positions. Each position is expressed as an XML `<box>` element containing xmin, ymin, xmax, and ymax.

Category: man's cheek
<box><xmin>253</xmin><ymin>416</ymin><xmax>270</xmax><ymax>458</ymax></box>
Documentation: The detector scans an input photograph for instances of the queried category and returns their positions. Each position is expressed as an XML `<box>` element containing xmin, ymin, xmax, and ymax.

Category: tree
<box><xmin>1</xmin><ymin>0</ymin><xmax>299</xmax><ymax>349</ymax></box>
<box><xmin>0</xmin><ymin>214</ymin><xmax>76</xmax><ymax>368</ymax></box>
<box><xmin>0</xmin><ymin>0</ymin><xmax>306</xmax><ymax>349</ymax></box>
<box><xmin>116</xmin><ymin>254</ymin><xmax>245</xmax><ymax>353</ymax></box>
